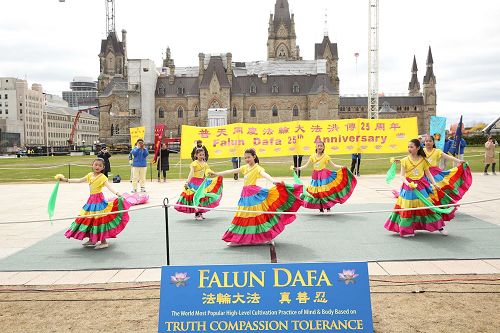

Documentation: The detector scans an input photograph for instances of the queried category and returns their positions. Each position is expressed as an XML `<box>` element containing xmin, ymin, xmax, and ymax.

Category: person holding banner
<box><xmin>294</xmin><ymin>141</ymin><xmax>357</xmax><ymax>213</ymax></box>
<box><xmin>209</xmin><ymin>148</ymin><xmax>303</xmax><ymax>246</ymax></box>
<box><xmin>131</xmin><ymin>139</ymin><xmax>149</xmax><ymax>193</ymax></box>
<box><xmin>175</xmin><ymin>148</ymin><xmax>223</xmax><ymax>221</ymax></box>
<box><xmin>385</xmin><ymin>139</ymin><xmax>457</xmax><ymax>238</ymax></box>
<box><xmin>56</xmin><ymin>158</ymin><xmax>130</xmax><ymax>250</ymax></box>
<box><xmin>423</xmin><ymin>135</ymin><xmax>472</xmax><ymax>202</ymax></box>
<box><xmin>157</xmin><ymin>143</ymin><xmax>178</xmax><ymax>182</ymax></box>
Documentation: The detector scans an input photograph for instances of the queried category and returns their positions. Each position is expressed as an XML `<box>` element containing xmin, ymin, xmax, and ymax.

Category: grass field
<box><xmin>0</xmin><ymin>148</ymin><xmax>490</xmax><ymax>183</ymax></box>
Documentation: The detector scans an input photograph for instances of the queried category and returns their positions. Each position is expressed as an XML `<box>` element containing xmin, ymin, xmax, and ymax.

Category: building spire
<box><xmin>324</xmin><ymin>9</ymin><xmax>329</xmax><ymax>37</ymax></box>
<box><xmin>274</xmin><ymin>0</ymin><xmax>291</xmax><ymax>24</ymax></box>
<box><xmin>408</xmin><ymin>55</ymin><xmax>420</xmax><ymax>96</ymax></box>
<box><xmin>423</xmin><ymin>46</ymin><xmax>436</xmax><ymax>84</ymax></box>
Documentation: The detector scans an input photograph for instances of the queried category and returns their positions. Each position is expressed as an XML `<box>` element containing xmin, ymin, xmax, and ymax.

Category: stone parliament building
<box><xmin>98</xmin><ymin>0</ymin><xmax>436</xmax><ymax>144</ymax></box>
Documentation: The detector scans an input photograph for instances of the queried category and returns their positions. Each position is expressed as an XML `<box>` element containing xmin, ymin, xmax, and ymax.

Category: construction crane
<box><xmin>368</xmin><ymin>0</ymin><xmax>379</xmax><ymax>119</ymax></box>
<box><xmin>68</xmin><ymin>104</ymin><xmax>111</xmax><ymax>146</ymax></box>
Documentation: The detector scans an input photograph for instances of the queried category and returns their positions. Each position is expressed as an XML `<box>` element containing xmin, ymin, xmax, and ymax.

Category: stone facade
<box><xmin>98</xmin><ymin>0</ymin><xmax>437</xmax><ymax>143</ymax></box>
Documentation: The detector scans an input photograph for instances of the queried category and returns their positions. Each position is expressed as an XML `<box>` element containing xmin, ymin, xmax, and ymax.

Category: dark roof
<box><xmin>340</xmin><ymin>96</ymin><xmax>424</xmax><ymax>106</ymax></box>
<box><xmin>232</xmin><ymin>74</ymin><xmax>337</xmax><ymax>96</ymax></box>
<box><xmin>412</xmin><ymin>55</ymin><xmax>418</xmax><ymax>72</ymax></box>
<box><xmin>273</xmin><ymin>0</ymin><xmax>291</xmax><ymax>27</ymax></box>
<box><xmin>99</xmin><ymin>32</ymin><xmax>125</xmax><ymax>56</ymax></box>
<box><xmin>315</xmin><ymin>36</ymin><xmax>338</xmax><ymax>60</ymax></box>
<box><xmin>199</xmin><ymin>57</ymin><xmax>231</xmax><ymax>89</ymax></box>
<box><xmin>101</xmin><ymin>77</ymin><xmax>127</xmax><ymax>96</ymax></box>
<box><xmin>156</xmin><ymin>77</ymin><xmax>200</xmax><ymax>97</ymax></box>
<box><xmin>426</xmin><ymin>46</ymin><xmax>433</xmax><ymax>65</ymax></box>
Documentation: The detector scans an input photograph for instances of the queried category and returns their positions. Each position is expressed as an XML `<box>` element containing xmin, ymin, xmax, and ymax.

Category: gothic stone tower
<box><xmin>267</xmin><ymin>0</ymin><xmax>301</xmax><ymax>60</ymax></box>
<box><xmin>423</xmin><ymin>46</ymin><xmax>436</xmax><ymax>134</ymax></box>
<box><xmin>98</xmin><ymin>30</ymin><xmax>127</xmax><ymax>92</ymax></box>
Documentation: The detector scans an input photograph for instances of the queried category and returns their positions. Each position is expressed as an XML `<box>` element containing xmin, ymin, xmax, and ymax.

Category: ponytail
<box><xmin>410</xmin><ymin>138</ymin><xmax>427</xmax><ymax>158</ymax></box>
<box><xmin>244</xmin><ymin>148</ymin><xmax>259</xmax><ymax>164</ymax></box>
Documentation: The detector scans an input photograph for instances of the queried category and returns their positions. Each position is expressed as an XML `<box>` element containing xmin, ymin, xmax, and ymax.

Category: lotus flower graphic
<box><xmin>170</xmin><ymin>272</ymin><xmax>190</xmax><ymax>287</ymax></box>
<box><xmin>274</xmin><ymin>147</ymin><xmax>281</xmax><ymax>152</ymax></box>
<box><xmin>360</xmin><ymin>145</ymin><xmax>368</xmax><ymax>150</ymax></box>
<box><xmin>346</xmin><ymin>145</ymin><xmax>354</xmax><ymax>150</ymax></box>
<box><xmin>289</xmin><ymin>147</ymin><xmax>296</xmax><ymax>151</ymax></box>
<box><xmin>338</xmin><ymin>269</ymin><xmax>359</xmax><ymax>285</ymax></box>
<box><xmin>331</xmin><ymin>146</ymin><xmax>339</xmax><ymax>151</ymax></box>
<box><xmin>396</xmin><ymin>133</ymin><xmax>405</xmax><ymax>139</ymax></box>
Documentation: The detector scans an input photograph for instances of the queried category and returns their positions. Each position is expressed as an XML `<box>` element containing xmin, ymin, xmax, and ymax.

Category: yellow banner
<box><xmin>130</xmin><ymin>126</ymin><xmax>145</xmax><ymax>146</ymax></box>
<box><xmin>180</xmin><ymin>118</ymin><xmax>418</xmax><ymax>159</ymax></box>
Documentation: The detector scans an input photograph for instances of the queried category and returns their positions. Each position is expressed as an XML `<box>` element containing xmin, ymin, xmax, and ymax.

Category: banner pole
<box><xmin>163</xmin><ymin>197</ymin><xmax>170</xmax><ymax>266</ymax></box>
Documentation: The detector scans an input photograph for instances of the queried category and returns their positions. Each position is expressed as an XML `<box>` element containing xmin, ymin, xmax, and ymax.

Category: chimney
<box><xmin>226</xmin><ymin>52</ymin><xmax>233</xmax><ymax>84</ymax></box>
<box><xmin>169</xmin><ymin>64</ymin><xmax>175</xmax><ymax>84</ymax></box>
<box><xmin>199</xmin><ymin>53</ymin><xmax>205</xmax><ymax>82</ymax></box>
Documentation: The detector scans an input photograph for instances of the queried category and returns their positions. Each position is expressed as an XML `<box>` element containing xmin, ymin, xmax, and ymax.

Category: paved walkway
<box><xmin>0</xmin><ymin>172</ymin><xmax>499</xmax><ymax>285</ymax></box>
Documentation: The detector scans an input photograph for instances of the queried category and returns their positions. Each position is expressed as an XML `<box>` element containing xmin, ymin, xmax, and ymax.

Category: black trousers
<box><xmin>293</xmin><ymin>155</ymin><xmax>303</xmax><ymax>177</ymax></box>
<box><xmin>485</xmin><ymin>163</ymin><xmax>496</xmax><ymax>173</ymax></box>
<box><xmin>350</xmin><ymin>157</ymin><xmax>361</xmax><ymax>175</ymax></box>
<box><xmin>158</xmin><ymin>170</ymin><xmax>167</xmax><ymax>178</ymax></box>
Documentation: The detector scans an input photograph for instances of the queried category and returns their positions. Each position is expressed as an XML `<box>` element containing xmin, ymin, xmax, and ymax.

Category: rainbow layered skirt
<box><xmin>428</xmin><ymin>163</ymin><xmax>472</xmax><ymax>202</ymax></box>
<box><xmin>65</xmin><ymin>193</ymin><xmax>130</xmax><ymax>243</ymax></box>
<box><xmin>222</xmin><ymin>183</ymin><xmax>303</xmax><ymax>244</ymax></box>
<box><xmin>175</xmin><ymin>176</ymin><xmax>223</xmax><ymax>214</ymax></box>
<box><xmin>384</xmin><ymin>177</ymin><xmax>457</xmax><ymax>236</ymax></box>
<box><xmin>301</xmin><ymin>167</ymin><xmax>357</xmax><ymax>209</ymax></box>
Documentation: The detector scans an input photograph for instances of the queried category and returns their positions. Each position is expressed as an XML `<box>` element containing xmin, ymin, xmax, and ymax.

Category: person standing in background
<box><xmin>157</xmin><ymin>143</ymin><xmax>178</xmax><ymax>182</ymax></box>
<box><xmin>484</xmin><ymin>136</ymin><xmax>497</xmax><ymax>175</ymax></box>
<box><xmin>293</xmin><ymin>155</ymin><xmax>303</xmax><ymax>177</ymax></box>
<box><xmin>96</xmin><ymin>144</ymin><xmax>111</xmax><ymax>178</ymax></box>
<box><xmin>191</xmin><ymin>140</ymin><xmax>209</xmax><ymax>162</ymax></box>
<box><xmin>131</xmin><ymin>139</ymin><xmax>149</xmax><ymax>193</ymax></box>
<box><xmin>350</xmin><ymin>153</ymin><xmax>361</xmax><ymax>176</ymax></box>
<box><xmin>231</xmin><ymin>157</ymin><xmax>241</xmax><ymax>180</ymax></box>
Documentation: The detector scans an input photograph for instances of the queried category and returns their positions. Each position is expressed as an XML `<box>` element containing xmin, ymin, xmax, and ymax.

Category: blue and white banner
<box><xmin>430</xmin><ymin>116</ymin><xmax>447</xmax><ymax>150</ymax></box>
<box><xmin>158</xmin><ymin>262</ymin><xmax>373</xmax><ymax>332</ymax></box>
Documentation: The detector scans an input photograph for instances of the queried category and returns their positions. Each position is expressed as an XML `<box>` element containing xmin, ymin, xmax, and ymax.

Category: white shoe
<box><xmin>195</xmin><ymin>215</ymin><xmax>203</xmax><ymax>221</ymax></box>
<box><xmin>226</xmin><ymin>242</ymin><xmax>242</xmax><ymax>247</ymax></box>
<box><xmin>82</xmin><ymin>241</ymin><xmax>96</xmax><ymax>247</ymax></box>
<box><xmin>131</xmin><ymin>189</ymin><xmax>137</xmax><ymax>193</ymax></box>
<box><xmin>402</xmin><ymin>233</ymin><xmax>415</xmax><ymax>238</ymax></box>
<box><xmin>140</xmin><ymin>188</ymin><xmax>146</xmax><ymax>193</ymax></box>
<box><xmin>94</xmin><ymin>243</ymin><xmax>109</xmax><ymax>250</ymax></box>
<box><xmin>438</xmin><ymin>228</ymin><xmax>449</xmax><ymax>236</ymax></box>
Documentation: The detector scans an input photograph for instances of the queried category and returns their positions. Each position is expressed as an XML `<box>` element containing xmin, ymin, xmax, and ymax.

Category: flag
<box><xmin>47</xmin><ymin>180</ymin><xmax>60</xmax><ymax>224</ymax></box>
<box><xmin>430</xmin><ymin>116</ymin><xmax>447</xmax><ymax>150</ymax></box>
<box><xmin>452</xmin><ymin>115</ymin><xmax>463</xmax><ymax>155</ymax></box>
<box><xmin>152</xmin><ymin>124</ymin><xmax>166</xmax><ymax>163</ymax></box>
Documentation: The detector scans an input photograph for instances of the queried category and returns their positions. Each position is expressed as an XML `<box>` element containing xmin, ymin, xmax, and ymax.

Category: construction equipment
<box><xmin>68</xmin><ymin>104</ymin><xmax>111</xmax><ymax>146</ymax></box>
<box><xmin>368</xmin><ymin>0</ymin><xmax>380</xmax><ymax>119</ymax></box>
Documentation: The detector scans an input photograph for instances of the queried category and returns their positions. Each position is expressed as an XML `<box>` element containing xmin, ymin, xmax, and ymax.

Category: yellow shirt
<box><xmin>85</xmin><ymin>172</ymin><xmax>108</xmax><ymax>194</ymax></box>
<box><xmin>241</xmin><ymin>164</ymin><xmax>265</xmax><ymax>186</ymax></box>
<box><xmin>424</xmin><ymin>148</ymin><xmax>443</xmax><ymax>167</ymax></box>
<box><xmin>190</xmin><ymin>160</ymin><xmax>210</xmax><ymax>178</ymax></box>
<box><xmin>308</xmin><ymin>154</ymin><xmax>331</xmax><ymax>170</ymax></box>
<box><xmin>401</xmin><ymin>156</ymin><xmax>429</xmax><ymax>180</ymax></box>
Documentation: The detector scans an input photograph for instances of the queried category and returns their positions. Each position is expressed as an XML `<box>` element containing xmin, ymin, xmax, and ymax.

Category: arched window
<box><xmin>250</xmin><ymin>82</ymin><xmax>257</xmax><ymax>94</ymax></box>
<box><xmin>177</xmin><ymin>106</ymin><xmax>184</xmax><ymax>118</ymax></box>
<box><xmin>159</xmin><ymin>107</ymin><xmax>165</xmax><ymax>118</ymax></box>
<box><xmin>272</xmin><ymin>105</ymin><xmax>278</xmax><ymax>117</ymax></box>
<box><xmin>292</xmin><ymin>83</ymin><xmax>300</xmax><ymax>94</ymax></box>
<box><xmin>177</xmin><ymin>86</ymin><xmax>185</xmax><ymax>95</ymax></box>
<box><xmin>194</xmin><ymin>105</ymin><xmax>199</xmax><ymax>117</ymax></box>
<box><xmin>250</xmin><ymin>105</ymin><xmax>256</xmax><ymax>118</ymax></box>
<box><xmin>293</xmin><ymin>105</ymin><xmax>299</xmax><ymax>117</ymax></box>
<box><xmin>110</xmin><ymin>124</ymin><xmax>114</xmax><ymax>136</ymax></box>
<box><xmin>272</xmin><ymin>83</ymin><xmax>279</xmax><ymax>94</ymax></box>
<box><xmin>232</xmin><ymin>106</ymin><xmax>237</xmax><ymax>117</ymax></box>
<box><xmin>210</xmin><ymin>100</ymin><xmax>220</xmax><ymax>108</ymax></box>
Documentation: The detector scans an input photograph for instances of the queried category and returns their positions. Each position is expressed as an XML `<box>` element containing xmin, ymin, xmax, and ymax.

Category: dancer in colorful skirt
<box><xmin>385</xmin><ymin>139</ymin><xmax>457</xmax><ymax>238</ymax></box>
<box><xmin>209</xmin><ymin>148</ymin><xmax>303</xmax><ymax>246</ymax></box>
<box><xmin>58</xmin><ymin>158</ymin><xmax>130</xmax><ymax>250</ymax></box>
<box><xmin>294</xmin><ymin>141</ymin><xmax>357</xmax><ymax>213</ymax></box>
<box><xmin>423</xmin><ymin>135</ymin><xmax>472</xmax><ymax>201</ymax></box>
<box><xmin>175</xmin><ymin>148</ymin><xmax>223</xmax><ymax>220</ymax></box>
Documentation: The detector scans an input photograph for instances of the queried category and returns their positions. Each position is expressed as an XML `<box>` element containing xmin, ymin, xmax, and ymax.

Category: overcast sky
<box><xmin>1</xmin><ymin>0</ymin><xmax>499</xmax><ymax>126</ymax></box>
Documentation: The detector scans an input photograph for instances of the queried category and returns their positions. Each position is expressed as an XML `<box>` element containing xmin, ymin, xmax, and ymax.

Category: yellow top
<box><xmin>423</xmin><ymin>148</ymin><xmax>443</xmax><ymax>167</ymax></box>
<box><xmin>190</xmin><ymin>160</ymin><xmax>210</xmax><ymax>178</ymax></box>
<box><xmin>85</xmin><ymin>172</ymin><xmax>108</xmax><ymax>194</ymax></box>
<box><xmin>241</xmin><ymin>164</ymin><xmax>265</xmax><ymax>186</ymax></box>
<box><xmin>308</xmin><ymin>154</ymin><xmax>331</xmax><ymax>170</ymax></box>
<box><xmin>401</xmin><ymin>156</ymin><xmax>429</xmax><ymax>180</ymax></box>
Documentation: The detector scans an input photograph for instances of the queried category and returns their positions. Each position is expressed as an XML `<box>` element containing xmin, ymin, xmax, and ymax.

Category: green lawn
<box><xmin>0</xmin><ymin>148</ymin><xmax>489</xmax><ymax>183</ymax></box>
